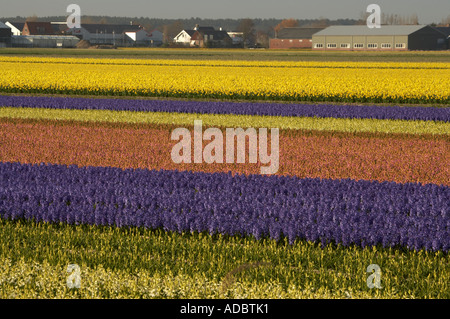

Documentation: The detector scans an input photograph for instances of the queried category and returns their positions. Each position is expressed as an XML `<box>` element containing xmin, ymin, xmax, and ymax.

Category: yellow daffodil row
<box><xmin>1</xmin><ymin>107</ymin><xmax>448</xmax><ymax>135</ymax></box>
<box><xmin>1</xmin><ymin>56</ymin><xmax>449</xmax><ymax>69</ymax></box>
<box><xmin>0</xmin><ymin>57</ymin><xmax>449</xmax><ymax>103</ymax></box>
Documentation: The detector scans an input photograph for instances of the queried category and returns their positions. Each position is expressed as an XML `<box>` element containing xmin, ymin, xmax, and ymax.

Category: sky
<box><xmin>1</xmin><ymin>0</ymin><xmax>449</xmax><ymax>24</ymax></box>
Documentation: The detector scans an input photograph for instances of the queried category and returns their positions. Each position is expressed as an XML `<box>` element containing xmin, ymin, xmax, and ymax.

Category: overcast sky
<box><xmin>1</xmin><ymin>0</ymin><xmax>449</xmax><ymax>24</ymax></box>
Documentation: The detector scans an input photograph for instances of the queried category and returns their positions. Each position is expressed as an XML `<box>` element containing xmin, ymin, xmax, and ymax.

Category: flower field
<box><xmin>0</xmin><ymin>57</ymin><xmax>450</xmax><ymax>103</ymax></box>
<box><xmin>0</xmin><ymin>55</ymin><xmax>449</xmax><ymax>299</ymax></box>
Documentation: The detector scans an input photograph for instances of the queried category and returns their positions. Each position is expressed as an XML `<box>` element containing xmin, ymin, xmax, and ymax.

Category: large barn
<box><xmin>312</xmin><ymin>25</ymin><xmax>447</xmax><ymax>51</ymax></box>
<box><xmin>270</xmin><ymin>27</ymin><xmax>325</xmax><ymax>49</ymax></box>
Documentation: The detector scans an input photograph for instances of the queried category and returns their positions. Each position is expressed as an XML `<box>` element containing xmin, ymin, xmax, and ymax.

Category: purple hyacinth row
<box><xmin>0</xmin><ymin>162</ymin><xmax>448</xmax><ymax>251</ymax></box>
<box><xmin>0</xmin><ymin>95</ymin><xmax>448</xmax><ymax>122</ymax></box>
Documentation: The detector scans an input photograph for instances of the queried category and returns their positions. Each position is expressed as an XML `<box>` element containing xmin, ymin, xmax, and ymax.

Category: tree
<box><xmin>26</xmin><ymin>14</ymin><xmax>38</xmax><ymax>22</ymax></box>
<box><xmin>163</xmin><ymin>20</ymin><xmax>184</xmax><ymax>44</ymax></box>
<box><xmin>440</xmin><ymin>14</ymin><xmax>450</xmax><ymax>26</ymax></box>
<box><xmin>274</xmin><ymin>18</ymin><xmax>299</xmax><ymax>36</ymax></box>
<box><xmin>237</xmin><ymin>18</ymin><xmax>255</xmax><ymax>47</ymax></box>
<box><xmin>255</xmin><ymin>30</ymin><xmax>269</xmax><ymax>48</ymax></box>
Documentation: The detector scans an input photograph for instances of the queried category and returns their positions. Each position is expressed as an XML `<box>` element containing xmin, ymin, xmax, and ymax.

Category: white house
<box><xmin>173</xmin><ymin>29</ymin><xmax>196</xmax><ymax>45</ymax></box>
<box><xmin>5</xmin><ymin>21</ymin><xmax>25</xmax><ymax>36</ymax></box>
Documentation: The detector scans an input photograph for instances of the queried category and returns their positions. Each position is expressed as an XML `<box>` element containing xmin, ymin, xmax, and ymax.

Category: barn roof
<box><xmin>24</xmin><ymin>22</ymin><xmax>55</xmax><ymax>35</ymax></box>
<box><xmin>434</xmin><ymin>27</ymin><xmax>450</xmax><ymax>37</ymax></box>
<box><xmin>192</xmin><ymin>29</ymin><xmax>231</xmax><ymax>41</ymax></box>
<box><xmin>276</xmin><ymin>27</ymin><xmax>325</xmax><ymax>39</ymax></box>
<box><xmin>313</xmin><ymin>25</ymin><xmax>430</xmax><ymax>36</ymax></box>
<box><xmin>79</xmin><ymin>24</ymin><xmax>143</xmax><ymax>34</ymax></box>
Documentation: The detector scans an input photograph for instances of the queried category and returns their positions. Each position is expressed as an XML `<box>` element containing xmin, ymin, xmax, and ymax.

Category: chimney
<box><xmin>194</xmin><ymin>24</ymin><xmax>199</xmax><ymax>30</ymax></box>
<box><xmin>219</xmin><ymin>27</ymin><xmax>222</xmax><ymax>31</ymax></box>
<box><xmin>130</xmin><ymin>21</ymin><xmax>133</xmax><ymax>25</ymax></box>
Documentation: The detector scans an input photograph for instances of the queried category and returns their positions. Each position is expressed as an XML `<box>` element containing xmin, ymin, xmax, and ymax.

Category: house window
<box><xmin>367</xmin><ymin>43</ymin><xmax>378</xmax><ymax>48</ymax></box>
<box><xmin>381</xmin><ymin>43</ymin><xmax>392</xmax><ymax>48</ymax></box>
<box><xmin>327</xmin><ymin>43</ymin><xmax>337</xmax><ymax>48</ymax></box>
<box><xmin>396</xmin><ymin>43</ymin><xmax>406</xmax><ymax>48</ymax></box>
<box><xmin>289</xmin><ymin>39</ymin><xmax>293</xmax><ymax>43</ymax></box>
<box><xmin>354</xmin><ymin>43</ymin><xmax>364</xmax><ymax>48</ymax></box>
<box><xmin>314</xmin><ymin>43</ymin><xmax>324</xmax><ymax>48</ymax></box>
<box><xmin>340</xmin><ymin>43</ymin><xmax>350</xmax><ymax>48</ymax></box>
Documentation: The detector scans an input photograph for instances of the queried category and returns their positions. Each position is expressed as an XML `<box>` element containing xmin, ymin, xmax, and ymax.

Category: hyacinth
<box><xmin>1</xmin><ymin>95</ymin><xmax>449</xmax><ymax>121</ymax></box>
<box><xmin>0</xmin><ymin>162</ymin><xmax>448</xmax><ymax>252</ymax></box>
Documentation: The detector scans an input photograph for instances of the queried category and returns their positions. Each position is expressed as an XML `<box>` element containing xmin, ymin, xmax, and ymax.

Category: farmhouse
<box><xmin>5</xmin><ymin>21</ymin><xmax>25</xmax><ymax>36</ymax></box>
<box><xmin>173</xmin><ymin>29</ymin><xmax>197</xmax><ymax>45</ymax></box>
<box><xmin>174</xmin><ymin>26</ymin><xmax>216</xmax><ymax>45</ymax></box>
<box><xmin>312</xmin><ymin>25</ymin><xmax>447</xmax><ymax>51</ymax></box>
<box><xmin>270</xmin><ymin>27</ymin><xmax>325</xmax><ymax>49</ymax></box>
<box><xmin>190</xmin><ymin>27</ymin><xmax>232</xmax><ymax>48</ymax></box>
<box><xmin>0</xmin><ymin>22</ymin><xmax>12</xmax><ymax>47</ymax></box>
<box><xmin>174</xmin><ymin>25</ymin><xmax>232</xmax><ymax>47</ymax></box>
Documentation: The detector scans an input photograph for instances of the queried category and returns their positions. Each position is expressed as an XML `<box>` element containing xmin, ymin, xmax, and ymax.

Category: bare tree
<box><xmin>163</xmin><ymin>20</ymin><xmax>184</xmax><ymax>44</ymax></box>
<box><xmin>237</xmin><ymin>18</ymin><xmax>256</xmax><ymax>47</ymax></box>
<box><xmin>440</xmin><ymin>14</ymin><xmax>450</xmax><ymax>26</ymax></box>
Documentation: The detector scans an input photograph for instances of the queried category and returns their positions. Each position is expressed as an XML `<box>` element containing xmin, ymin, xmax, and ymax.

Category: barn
<box><xmin>434</xmin><ymin>27</ymin><xmax>450</xmax><ymax>49</ymax></box>
<box><xmin>270</xmin><ymin>27</ymin><xmax>325</xmax><ymax>49</ymax></box>
<box><xmin>0</xmin><ymin>22</ymin><xmax>12</xmax><ymax>46</ymax></box>
<box><xmin>312</xmin><ymin>25</ymin><xmax>447</xmax><ymax>51</ymax></box>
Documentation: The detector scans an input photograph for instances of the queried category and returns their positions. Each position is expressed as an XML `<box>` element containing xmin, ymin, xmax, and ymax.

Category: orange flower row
<box><xmin>0</xmin><ymin>118</ymin><xmax>447</xmax><ymax>185</ymax></box>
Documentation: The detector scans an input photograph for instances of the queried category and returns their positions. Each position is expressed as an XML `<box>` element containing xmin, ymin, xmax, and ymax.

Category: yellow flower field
<box><xmin>0</xmin><ymin>57</ymin><xmax>449</xmax><ymax>103</ymax></box>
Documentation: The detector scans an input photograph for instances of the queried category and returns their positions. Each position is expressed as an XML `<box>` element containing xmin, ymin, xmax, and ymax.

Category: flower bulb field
<box><xmin>0</xmin><ymin>50</ymin><xmax>449</xmax><ymax>299</ymax></box>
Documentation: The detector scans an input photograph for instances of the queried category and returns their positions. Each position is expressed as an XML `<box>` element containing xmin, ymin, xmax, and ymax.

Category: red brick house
<box><xmin>270</xmin><ymin>27</ymin><xmax>325</xmax><ymax>49</ymax></box>
<box><xmin>22</xmin><ymin>22</ymin><xmax>54</xmax><ymax>35</ymax></box>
